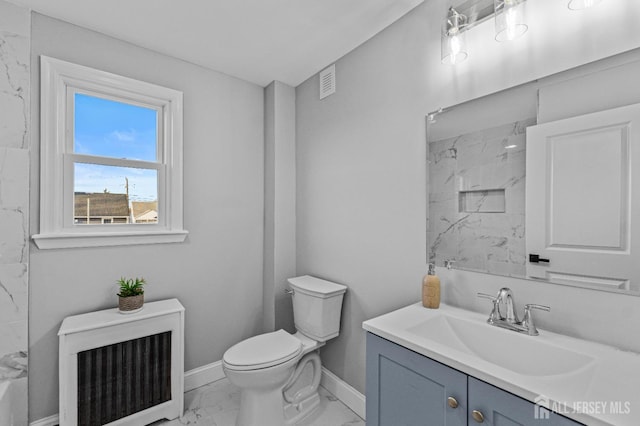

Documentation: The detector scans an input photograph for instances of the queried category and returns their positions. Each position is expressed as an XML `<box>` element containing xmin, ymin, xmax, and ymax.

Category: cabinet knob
<box><xmin>447</xmin><ymin>396</ymin><xmax>458</xmax><ymax>409</ymax></box>
<box><xmin>472</xmin><ymin>410</ymin><xmax>485</xmax><ymax>423</ymax></box>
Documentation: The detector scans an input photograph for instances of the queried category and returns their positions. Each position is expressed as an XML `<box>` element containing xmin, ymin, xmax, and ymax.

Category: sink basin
<box><xmin>407</xmin><ymin>314</ymin><xmax>595</xmax><ymax>376</ymax></box>
<box><xmin>364</xmin><ymin>302</ymin><xmax>640</xmax><ymax>426</ymax></box>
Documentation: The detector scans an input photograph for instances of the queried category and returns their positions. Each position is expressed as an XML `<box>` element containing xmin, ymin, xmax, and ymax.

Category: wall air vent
<box><xmin>319</xmin><ymin>64</ymin><xmax>336</xmax><ymax>99</ymax></box>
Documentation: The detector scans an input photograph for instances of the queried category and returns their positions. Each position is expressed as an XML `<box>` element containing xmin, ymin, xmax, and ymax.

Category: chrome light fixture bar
<box><xmin>440</xmin><ymin>0</ymin><xmax>527</xmax><ymax>65</ymax></box>
<box><xmin>441</xmin><ymin>0</ymin><xmax>601</xmax><ymax>66</ymax></box>
<box><xmin>441</xmin><ymin>7</ymin><xmax>469</xmax><ymax>65</ymax></box>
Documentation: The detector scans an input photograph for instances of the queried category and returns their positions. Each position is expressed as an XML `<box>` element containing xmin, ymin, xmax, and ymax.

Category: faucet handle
<box><xmin>522</xmin><ymin>304</ymin><xmax>550</xmax><ymax>336</ymax></box>
<box><xmin>477</xmin><ymin>292</ymin><xmax>497</xmax><ymax>301</ymax></box>
<box><xmin>477</xmin><ymin>293</ymin><xmax>499</xmax><ymax>323</ymax></box>
<box><xmin>525</xmin><ymin>303</ymin><xmax>550</xmax><ymax>312</ymax></box>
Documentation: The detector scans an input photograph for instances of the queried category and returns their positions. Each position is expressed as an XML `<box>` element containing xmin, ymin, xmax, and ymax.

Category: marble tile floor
<box><xmin>154</xmin><ymin>378</ymin><xmax>365</xmax><ymax>426</ymax></box>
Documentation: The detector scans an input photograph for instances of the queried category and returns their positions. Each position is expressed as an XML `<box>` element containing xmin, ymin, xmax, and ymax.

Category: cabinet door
<box><xmin>468</xmin><ymin>378</ymin><xmax>583</xmax><ymax>425</ymax></box>
<box><xmin>366</xmin><ymin>333</ymin><xmax>467</xmax><ymax>426</ymax></box>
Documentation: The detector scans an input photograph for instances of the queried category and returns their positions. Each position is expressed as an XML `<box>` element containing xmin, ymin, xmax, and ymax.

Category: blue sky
<box><xmin>74</xmin><ymin>93</ymin><xmax>159</xmax><ymax>201</ymax></box>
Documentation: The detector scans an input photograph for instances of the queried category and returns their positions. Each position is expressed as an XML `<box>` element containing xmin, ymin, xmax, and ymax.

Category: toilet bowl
<box><xmin>223</xmin><ymin>275</ymin><xmax>347</xmax><ymax>426</ymax></box>
<box><xmin>223</xmin><ymin>330</ymin><xmax>303</xmax><ymax>426</ymax></box>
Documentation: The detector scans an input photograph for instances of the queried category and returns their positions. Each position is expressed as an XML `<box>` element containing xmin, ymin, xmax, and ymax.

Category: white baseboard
<box><xmin>184</xmin><ymin>360</ymin><xmax>225</xmax><ymax>392</ymax></box>
<box><xmin>30</xmin><ymin>361</ymin><xmax>366</xmax><ymax>425</ymax></box>
<box><xmin>320</xmin><ymin>367</ymin><xmax>366</xmax><ymax>420</ymax></box>
<box><xmin>30</xmin><ymin>413</ymin><xmax>59</xmax><ymax>426</ymax></box>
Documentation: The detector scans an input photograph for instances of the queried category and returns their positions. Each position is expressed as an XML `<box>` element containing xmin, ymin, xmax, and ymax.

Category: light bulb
<box><xmin>450</xmin><ymin>34</ymin><xmax>462</xmax><ymax>64</ymax></box>
<box><xmin>505</xmin><ymin>8</ymin><xmax>518</xmax><ymax>40</ymax></box>
<box><xmin>441</xmin><ymin>7</ymin><xmax>468</xmax><ymax>65</ymax></box>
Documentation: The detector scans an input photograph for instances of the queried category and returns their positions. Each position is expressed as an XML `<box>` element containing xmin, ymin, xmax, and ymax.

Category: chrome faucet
<box><xmin>477</xmin><ymin>288</ymin><xmax>550</xmax><ymax>336</ymax></box>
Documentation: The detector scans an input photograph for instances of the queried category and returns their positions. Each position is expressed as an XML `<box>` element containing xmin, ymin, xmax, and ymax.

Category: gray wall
<box><xmin>295</xmin><ymin>0</ymin><xmax>640</xmax><ymax>395</ymax></box>
<box><xmin>29</xmin><ymin>13</ymin><xmax>265</xmax><ymax>421</ymax></box>
<box><xmin>296</xmin><ymin>3</ymin><xmax>430</xmax><ymax>395</ymax></box>
<box><xmin>263</xmin><ymin>81</ymin><xmax>296</xmax><ymax>333</ymax></box>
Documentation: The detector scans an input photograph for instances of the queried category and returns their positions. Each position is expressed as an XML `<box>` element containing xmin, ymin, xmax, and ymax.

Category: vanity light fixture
<box><xmin>568</xmin><ymin>0</ymin><xmax>603</xmax><ymax>10</ymax></box>
<box><xmin>441</xmin><ymin>7</ymin><xmax>468</xmax><ymax>65</ymax></box>
<box><xmin>494</xmin><ymin>0</ymin><xmax>528</xmax><ymax>42</ymax></box>
<box><xmin>441</xmin><ymin>0</ymin><xmax>529</xmax><ymax>65</ymax></box>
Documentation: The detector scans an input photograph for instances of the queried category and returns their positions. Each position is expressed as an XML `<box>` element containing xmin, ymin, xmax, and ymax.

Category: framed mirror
<box><xmin>427</xmin><ymin>48</ymin><xmax>640</xmax><ymax>295</ymax></box>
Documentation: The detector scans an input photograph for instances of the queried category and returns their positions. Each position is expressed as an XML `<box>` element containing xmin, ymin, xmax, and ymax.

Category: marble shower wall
<box><xmin>0</xmin><ymin>0</ymin><xmax>30</xmax><ymax>423</ymax></box>
<box><xmin>428</xmin><ymin>118</ymin><xmax>535</xmax><ymax>277</ymax></box>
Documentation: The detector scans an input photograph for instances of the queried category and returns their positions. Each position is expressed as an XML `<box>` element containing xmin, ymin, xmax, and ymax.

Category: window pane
<box><xmin>74</xmin><ymin>93</ymin><xmax>157</xmax><ymax>162</ymax></box>
<box><xmin>74</xmin><ymin>163</ymin><xmax>158</xmax><ymax>225</ymax></box>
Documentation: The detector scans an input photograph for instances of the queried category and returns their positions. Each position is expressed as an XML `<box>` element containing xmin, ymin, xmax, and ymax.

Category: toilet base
<box><xmin>284</xmin><ymin>390</ymin><xmax>321</xmax><ymax>425</ymax></box>
<box><xmin>236</xmin><ymin>385</ymin><xmax>288</xmax><ymax>426</ymax></box>
<box><xmin>282</xmin><ymin>351</ymin><xmax>322</xmax><ymax>424</ymax></box>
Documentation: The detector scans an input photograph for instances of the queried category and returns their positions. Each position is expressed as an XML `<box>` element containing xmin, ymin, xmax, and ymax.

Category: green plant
<box><xmin>117</xmin><ymin>277</ymin><xmax>146</xmax><ymax>297</ymax></box>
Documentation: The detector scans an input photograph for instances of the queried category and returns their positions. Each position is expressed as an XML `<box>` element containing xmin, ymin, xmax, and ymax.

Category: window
<box><xmin>33</xmin><ymin>56</ymin><xmax>187</xmax><ymax>249</ymax></box>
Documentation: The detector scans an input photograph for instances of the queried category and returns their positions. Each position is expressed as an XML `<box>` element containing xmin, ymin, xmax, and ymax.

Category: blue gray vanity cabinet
<box><xmin>366</xmin><ymin>332</ymin><xmax>467</xmax><ymax>426</ymax></box>
<box><xmin>366</xmin><ymin>332</ymin><xmax>583</xmax><ymax>426</ymax></box>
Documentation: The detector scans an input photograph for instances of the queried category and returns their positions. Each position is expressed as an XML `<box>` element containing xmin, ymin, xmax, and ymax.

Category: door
<box><xmin>366</xmin><ymin>333</ymin><xmax>467</xmax><ymax>426</ymax></box>
<box><xmin>525</xmin><ymin>103</ymin><xmax>640</xmax><ymax>292</ymax></box>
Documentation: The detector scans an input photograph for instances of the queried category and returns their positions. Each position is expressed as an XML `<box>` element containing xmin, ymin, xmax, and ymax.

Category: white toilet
<box><xmin>222</xmin><ymin>275</ymin><xmax>347</xmax><ymax>426</ymax></box>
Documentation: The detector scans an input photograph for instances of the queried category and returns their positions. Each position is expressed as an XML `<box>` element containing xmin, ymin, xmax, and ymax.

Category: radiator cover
<box><xmin>59</xmin><ymin>299</ymin><xmax>184</xmax><ymax>426</ymax></box>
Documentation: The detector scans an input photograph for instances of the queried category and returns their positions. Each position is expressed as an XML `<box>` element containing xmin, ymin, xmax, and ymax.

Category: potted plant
<box><xmin>117</xmin><ymin>277</ymin><xmax>146</xmax><ymax>313</ymax></box>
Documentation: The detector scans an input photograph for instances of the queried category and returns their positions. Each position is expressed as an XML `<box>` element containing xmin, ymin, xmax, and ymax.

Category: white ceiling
<box><xmin>10</xmin><ymin>0</ymin><xmax>424</xmax><ymax>87</ymax></box>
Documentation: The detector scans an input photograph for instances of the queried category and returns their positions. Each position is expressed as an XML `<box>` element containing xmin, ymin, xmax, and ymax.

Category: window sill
<box><xmin>32</xmin><ymin>230</ymin><xmax>189</xmax><ymax>249</ymax></box>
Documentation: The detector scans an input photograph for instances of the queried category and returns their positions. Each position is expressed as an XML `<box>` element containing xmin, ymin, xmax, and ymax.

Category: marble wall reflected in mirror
<box><xmin>428</xmin><ymin>117</ymin><xmax>533</xmax><ymax>277</ymax></box>
<box><xmin>427</xmin><ymin>48</ymin><xmax>640</xmax><ymax>295</ymax></box>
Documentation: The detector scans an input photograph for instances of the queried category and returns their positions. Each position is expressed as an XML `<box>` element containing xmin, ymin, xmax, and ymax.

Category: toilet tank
<box><xmin>288</xmin><ymin>275</ymin><xmax>347</xmax><ymax>342</ymax></box>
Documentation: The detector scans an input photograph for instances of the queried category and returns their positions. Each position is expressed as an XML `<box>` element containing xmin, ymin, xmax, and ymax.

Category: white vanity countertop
<box><xmin>363</xmin><ymin>302</ymin><xmax>640</xmax><ymax>426</ymax></box>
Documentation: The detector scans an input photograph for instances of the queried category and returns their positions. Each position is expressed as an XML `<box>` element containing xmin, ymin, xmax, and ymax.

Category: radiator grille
<box><xmin>77</xmin><ymin>331</ymin><xmax>172</xmax><ymax>425</ymax></box>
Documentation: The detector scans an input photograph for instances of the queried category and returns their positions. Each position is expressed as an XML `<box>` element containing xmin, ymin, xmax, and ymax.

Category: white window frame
<box><xmin>33</xmin><ymin>56</ymin><xmax>188</xmax><ymax>249</ymax></box>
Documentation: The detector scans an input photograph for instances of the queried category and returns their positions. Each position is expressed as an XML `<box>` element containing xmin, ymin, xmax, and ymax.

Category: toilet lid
<box><xmin>223</xmin><ymin>329</ymin><xmax>302</xmax><ymax>371</ymax></box>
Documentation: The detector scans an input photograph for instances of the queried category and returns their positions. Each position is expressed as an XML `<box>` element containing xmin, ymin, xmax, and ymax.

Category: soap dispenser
<box><xmin>422</xmin><ymin>263</ymin><xmax>440</xmax><ymax>309</ymax></box>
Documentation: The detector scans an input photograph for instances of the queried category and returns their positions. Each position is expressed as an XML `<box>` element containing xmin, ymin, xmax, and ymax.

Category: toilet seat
<box><xmin>223</xmin><ymin>329</ymin><xmax>302</xmax><ymax>371</ymax></box>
